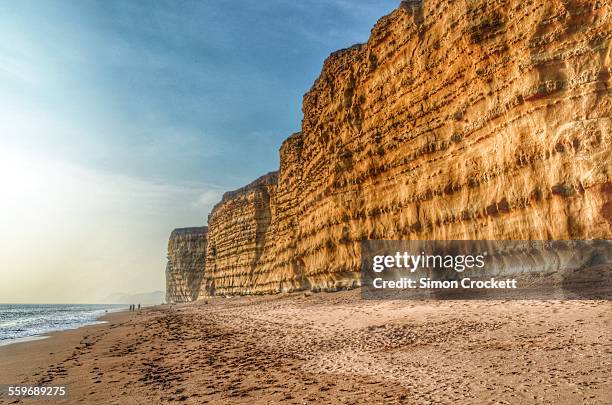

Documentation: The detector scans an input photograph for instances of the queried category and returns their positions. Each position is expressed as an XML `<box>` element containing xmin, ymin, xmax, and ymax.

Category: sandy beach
<box><xmin>1</xmin><ymin>290</ymin><xmax>611</xmax><ymax>404</ymax></box>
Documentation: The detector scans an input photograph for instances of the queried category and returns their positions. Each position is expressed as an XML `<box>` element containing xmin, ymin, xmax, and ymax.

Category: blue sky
<box><xmin>0</xmin><ymin>0</ymin><xmax>397</xmax><ymax>302</ymax></box>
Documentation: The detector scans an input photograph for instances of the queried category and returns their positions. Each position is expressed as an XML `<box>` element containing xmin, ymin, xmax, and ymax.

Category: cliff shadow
<box><xmin>251</xmin><ymin>186</ymin><xmax>273</xmax><ymax>285</ymax></box>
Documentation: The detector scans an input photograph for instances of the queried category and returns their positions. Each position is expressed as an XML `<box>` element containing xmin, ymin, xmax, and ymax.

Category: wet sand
<box><xmin>1</xmin><ymin>290</ymin><xmax>610</xmax><ymax>404</ymax></box>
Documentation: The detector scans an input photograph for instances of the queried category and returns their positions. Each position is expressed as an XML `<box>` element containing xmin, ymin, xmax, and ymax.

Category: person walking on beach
<box><xmin>137</xmin><ymin>303</ymin><xmax>140</xmax><ymax>310</ymax></box>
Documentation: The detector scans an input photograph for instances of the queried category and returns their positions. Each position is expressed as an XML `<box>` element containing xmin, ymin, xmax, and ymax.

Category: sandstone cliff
<box><xmin>165</xmin><ymin>227</ymin><xmax>208</xmax><ymax>303</ymax></box>
<box><xmin>171</xmin><ymin>0</ymin><xmax>611</xmax><ymax>298</ymax></box>
<box><xmin>202</xmin><ymin>173</ymin><xmax>277</xmax><ymax>296</ymax></box>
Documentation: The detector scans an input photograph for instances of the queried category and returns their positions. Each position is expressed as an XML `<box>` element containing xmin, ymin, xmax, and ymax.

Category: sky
<box><xmin>0</xmin><ymin>0</ymin><xmax>398</xmax><ymax>303</ymax></box>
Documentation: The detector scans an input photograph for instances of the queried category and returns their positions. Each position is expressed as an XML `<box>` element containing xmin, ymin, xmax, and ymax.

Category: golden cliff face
<box><xmin>202</xmin><ymin>173</ymin><xmax>277</xmax><ymax>296</ymax></box>
<box><xmin>183</xmin><ymin>0</ymin><xmax>610</xmax><ymax>297</ymax></box>
<box><xmin>165</xmin><ymin>227</ymin><xmax>208</xmax><ymax>303</ymax></box>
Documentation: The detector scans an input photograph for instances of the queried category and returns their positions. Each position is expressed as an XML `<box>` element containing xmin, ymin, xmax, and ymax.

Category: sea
<box><xmin>0</xmin><ymin>304</ymin><xmax>126</xmax><ymax>346</ymax></box>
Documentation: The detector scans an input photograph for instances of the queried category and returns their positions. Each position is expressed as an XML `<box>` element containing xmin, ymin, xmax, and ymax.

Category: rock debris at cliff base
<box><xmin>167</xmin><ymin>0</ymin><xmax>611</xmax><ymax>302</ymax></box>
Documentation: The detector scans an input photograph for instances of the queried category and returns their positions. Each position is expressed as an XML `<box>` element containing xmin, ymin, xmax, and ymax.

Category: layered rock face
<box><xmin>165</xmin><ymin>227</ymin><xmax>208</xmax><ymax>303</ymax></box>
<box><xmin>179</xmin><ymin>0</ymin><xmax>611</xmax><ymax>297</ymax></box>
<box><xmin>201</xmin><ymin>173</ymin><xmax>277</xmax><ymax>296</ymax></box>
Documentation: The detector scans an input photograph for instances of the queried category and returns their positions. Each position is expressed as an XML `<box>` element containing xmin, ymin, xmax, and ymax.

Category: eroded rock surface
<box><xmin>173</xmin><ymin>0</ymin><xmax>611</xmax><ymax>297</ymax></box>
<box><xmin>166</xmin><ymin>227</ymin><xmax>208</xmax><ymax>303</ymax></box>
<box><xmin>202</xmin><ymin>173</ymin><xmax>277</xmax><ymax>296</ymax></box>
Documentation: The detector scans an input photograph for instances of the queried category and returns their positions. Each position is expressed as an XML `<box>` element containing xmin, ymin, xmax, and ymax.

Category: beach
<box><xmin>1</xmin><ymin>290</ymin><xmax>610</xmax><ymax>404</ymax></box>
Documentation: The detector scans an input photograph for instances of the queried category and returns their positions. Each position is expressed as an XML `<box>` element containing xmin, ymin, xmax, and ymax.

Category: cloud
<box><xmin>194</xmin><ymin>189</ymin><xmax>224</xmax><ymax>209</ymax></box>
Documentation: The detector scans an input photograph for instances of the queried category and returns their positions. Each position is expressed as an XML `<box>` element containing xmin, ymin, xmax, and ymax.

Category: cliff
<box><xmin>202</xmin><ymin>172</ymin><xmax>277</xmax><ymax>296</ymax></box>
<box><xmin>171</xmin><ymin>0</ymin><xmax>611</xmax><ymax>298</ymax></box>
<box><xmin>165</xmin><ymin>227</ymin><xmax>208</xmax><ymax>303</ymax></box>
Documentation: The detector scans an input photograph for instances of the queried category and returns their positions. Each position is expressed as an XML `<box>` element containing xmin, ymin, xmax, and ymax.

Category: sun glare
<box><xmin>0</xmin><ymin>147</ymin><xmax>68</xmax><ymax>226</ymax></box>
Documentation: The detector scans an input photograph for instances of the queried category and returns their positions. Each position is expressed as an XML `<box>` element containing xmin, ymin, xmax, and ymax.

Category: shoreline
<box><xmin>0</xmin><ymin>306</ymin><xmax>128</xmax><ymax>349</ymax></box>
<box><xmin>0</xmin><ymin>310</ymin><xmax>134</xmax><ymax>386</ymax></box>
<box><xmin>0</xmin><ymin>335</ymin><xmax>49</xmax><ymax>348</ymax></box>
<box><xmin>1</xmin><ymin>291</ymin><xmax>610</xmax><ymax>403</ymax></box>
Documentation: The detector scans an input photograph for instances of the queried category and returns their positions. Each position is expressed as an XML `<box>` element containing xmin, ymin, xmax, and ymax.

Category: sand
<box><xmin>0</xmin><ymin>290</ymin><xmax>610</xmax><ymax>404</ymax></box>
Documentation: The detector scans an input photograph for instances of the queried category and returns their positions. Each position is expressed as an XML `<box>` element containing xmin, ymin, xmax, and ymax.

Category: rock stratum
<box><xmin>166</xmin><ymin>0</ymin><xmax>611</xmax><ymax>301</ymax></box>
<box><xmin>165</xmin><ymin>227</ymin><xmax>207</xmax><ymax>303</ymax></box>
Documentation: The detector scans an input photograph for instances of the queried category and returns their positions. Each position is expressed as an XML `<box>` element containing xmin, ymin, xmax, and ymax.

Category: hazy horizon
<box><xmin>0</xmin><ymin>0</ymin><xmax>397</xmax><ymax>303</ymax></box>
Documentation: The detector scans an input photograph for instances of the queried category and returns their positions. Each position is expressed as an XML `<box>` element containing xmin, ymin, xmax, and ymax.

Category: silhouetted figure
<box><xmin>137</xmin><ymin>303</ymin><xmax>141</xmax><ymax>310</ymax></box>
